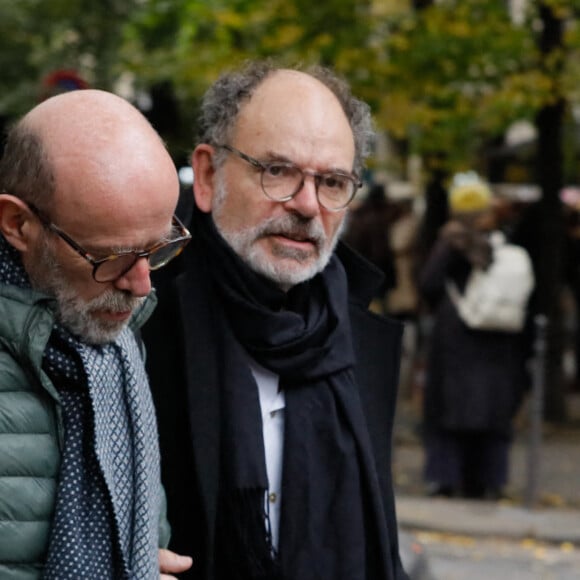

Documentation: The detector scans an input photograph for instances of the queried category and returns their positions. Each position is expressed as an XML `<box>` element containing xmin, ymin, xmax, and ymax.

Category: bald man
<box><xmin>0</xmin><ymin>90</ymin><xmax>192</xmax><ymax>579</ymax></box>
<box><xmin>143</xmin><ymin>62</ymin><xmax>409</xmax><ymax>580</ymax></box>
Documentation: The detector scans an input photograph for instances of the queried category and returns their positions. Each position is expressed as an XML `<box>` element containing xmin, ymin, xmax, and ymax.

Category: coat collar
<box><xmin>336</xmin><ymin>241</ymin><xmax>386</xmax><ymax>308</ymax></box>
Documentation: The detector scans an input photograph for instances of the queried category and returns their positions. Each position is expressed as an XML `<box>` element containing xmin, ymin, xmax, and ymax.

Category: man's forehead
<box><xmin>246</xmin><ymin>70</ymin><xmax>338</xmax><ymax>109</ymax></box>
<box><xmin>233</xmin><ymin>71</ymin><xmax>354</xmax><ymax>165</ymax></box>
<box><xmin>236</xmin><ymin>72</ymin><xmax>348</xmax><ymax>131</ymax></box>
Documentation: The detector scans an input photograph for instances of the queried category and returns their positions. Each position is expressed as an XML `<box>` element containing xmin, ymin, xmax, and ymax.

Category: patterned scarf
<box><xmin>0</xmin><ymin>235</ymin><xmax>161</xmax><ymax>579</ymax></box>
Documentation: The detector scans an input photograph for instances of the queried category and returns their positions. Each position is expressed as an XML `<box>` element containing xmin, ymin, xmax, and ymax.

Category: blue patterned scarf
<box><xmin>0</xmin><ymin>235</ymin><xmax>161</xmax><ymax>579</ymax></box>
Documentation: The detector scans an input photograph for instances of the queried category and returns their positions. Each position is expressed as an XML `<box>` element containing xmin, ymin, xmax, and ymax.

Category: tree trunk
<box><xmin>535</xmin><ymin>4</ymin><xmax>567</xmax><ymax>422</ymax></box>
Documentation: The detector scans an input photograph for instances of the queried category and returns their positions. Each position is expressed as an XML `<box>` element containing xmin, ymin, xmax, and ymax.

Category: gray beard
<box><xmin>211</xmin><ymin>172</ymin><xmax>345</xmax><ymax>290</ymax></box>
<box><xmin>27</xmin><ymin>234</ymin><xmax>144</xmax><ymax>344</ymax></box>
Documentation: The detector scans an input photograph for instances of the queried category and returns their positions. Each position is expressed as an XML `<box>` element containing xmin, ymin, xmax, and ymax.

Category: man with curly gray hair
<box><xmin>143</xmin><ymin>61</ymin><xmax>409</xmax><ymax>580</ymax></box>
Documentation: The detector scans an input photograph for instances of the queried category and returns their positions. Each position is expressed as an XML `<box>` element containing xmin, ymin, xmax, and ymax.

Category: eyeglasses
<box><xmin>218</xmin><ymin>144</ymin><xmax>362</xmax><ymax>211</ymax></box>
<box><xmin>28</xmin><ymin>203</ymin><xmax>191</xmax><ymax>283</ymax></box>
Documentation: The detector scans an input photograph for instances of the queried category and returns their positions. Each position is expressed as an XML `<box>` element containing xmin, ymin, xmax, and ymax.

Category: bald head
<box><xmin>26</xmin><ymin>88</ymin><xmax>156</xmax><ymax>142</ymax></box>
<box><xmin>0</xmin><ymin>89</ymin><xmax>178</xmax><ymax>222</ymax></box>
<box><xmin>0</xmin><ymin>89</ymin><xmax>182</xmax><ymax>343</ymax></box>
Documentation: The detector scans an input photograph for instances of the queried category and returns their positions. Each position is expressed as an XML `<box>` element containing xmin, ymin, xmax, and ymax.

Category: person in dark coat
<box><xmin>142</xmin><ymin>61</ymin><xmax>409</xmax><ymax>580</ymax></box>
<box><xmin>419</xmin><ymin>172</ymin><xmax>531</xmax><ymax>499</ymax></box>
<box><xmin>342</xmin><ymin>183</ymin><xmax>397</xmax><ymax>310</ymax></box>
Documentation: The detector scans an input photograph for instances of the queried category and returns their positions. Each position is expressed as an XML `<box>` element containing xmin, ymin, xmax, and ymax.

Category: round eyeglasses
<box><xmin>218</xmin><ymin>144</ymin><xmax>362</xmax><ymax>211</ymax></box>
<box><xmin>28</xmin><ymin>203</ymin><xmax>191</xmax><ymax>283</ymax></box>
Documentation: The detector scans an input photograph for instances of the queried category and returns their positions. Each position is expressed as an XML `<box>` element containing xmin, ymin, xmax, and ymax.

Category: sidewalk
<box><xmin>396</xmin><ymin>495</ymin><xmax>580</xmax><ymax>544</ymax></box>
<box><xmin>393</xmin><ymin>396</ymin><xmax>580</xmax><ymax>546</ymax></box>
<box><xmin>394</xmin><ymin>405</ymin><xmax>580</xmax><ymax>579</ymax></box>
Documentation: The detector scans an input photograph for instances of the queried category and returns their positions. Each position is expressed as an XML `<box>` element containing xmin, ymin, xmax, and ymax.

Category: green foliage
<box><xmin>0</xmin><ymin>0</ymin><xmax>42</xmax><ymax>113</ymax></box>
<box><xmin>118</xmin><ymin>0</ymin><xmax>580</xmax><ymax>172</ymax></box>
<box><xmin>120</xmin><ymin>0</ymin><xmax>374</xmax><ymax>97</ymax></box>
<box><xmin>2</xmin><ymin>0</ymin><xmax>580</xmax><ymax>173</ymax></box>
<box><xmin>0</xmin><ymin>0</ymin><xmax>140</xmax><ymax>115</ymax></box>
<box><xmin>378</xmin><ymin>1</ymin><xmax>538</xmax><ymax>168</ymax></box>
<box><xmin>117</xmin><ymin>0</ymin><xmax>377</xmax><ymax>157</ymax></box>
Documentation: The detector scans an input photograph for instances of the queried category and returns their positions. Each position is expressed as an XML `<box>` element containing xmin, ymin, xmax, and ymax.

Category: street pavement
<box><xmin>393</xmin><ymin>396</ymin><xmax>580</xmax><ymax>579</ymax></box>
<box><xmin>401</xmin><ymin>527</ymin><xmax>580</xmax><ymax>579</ymax></box>
<box><xmin>397</xmin><ymin>495</ymin><xmax>580</xmax><ymax>544</ymax></box>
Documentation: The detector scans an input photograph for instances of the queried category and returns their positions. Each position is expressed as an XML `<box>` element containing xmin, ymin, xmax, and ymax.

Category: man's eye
<box><xmin>322</xmin><ymin>174</ymin><xmax>348</xmax><ymax>190</ymax></box>
<box><xmin>264</xmin><ymin>164</ymin><xmax>295</xmax><ymax>178</ymax></box>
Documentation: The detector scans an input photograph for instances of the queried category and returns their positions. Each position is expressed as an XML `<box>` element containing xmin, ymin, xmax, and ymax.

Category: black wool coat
<box><xmin>419</xmin><ymin>237</ymin><xmax>529</xmax><ymax>436</ymax></box>
<box><xmin>142</xmin><ymin>235</ymin><xmax>407</xmax><ymax>580</ymax></box>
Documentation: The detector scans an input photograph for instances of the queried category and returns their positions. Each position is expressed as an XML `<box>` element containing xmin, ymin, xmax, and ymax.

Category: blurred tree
<box><xmin>116</xmin><ymin>0</ymin><xmax>382</xmax><ymax>161</ymax></box>
<box><xmin>2</xmin><ymin>0</ymin><xmax>580</xmax><ymax>169</ymax></box>
<box><xmin>0</xmin><ymin>0</ymin><xmax>140</xmax><ymax>116</ymax></box>
<box><xmin>379</xmin><ymin>1</ymin><xmax>543</xmax><ymax>171</ymax></box>
<box><xmin>531</xmin><ymin>2</ymin><xmax>568</xmax><ymax>421</ymax></box>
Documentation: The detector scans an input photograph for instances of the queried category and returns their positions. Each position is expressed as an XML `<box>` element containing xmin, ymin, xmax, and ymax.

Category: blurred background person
<box><xmin>385</xmin><ymin>193</ymin><xmax>420</xmax><ymax>324</ymax></box>
<box><xmin>418</xmin><ymin>172</ymin><xmax>533</xmax><ymax>500</ymax></box>
<box><xmin>343</xmin><ymin>183</ymin><xmax>397</xmax><ymax>314</ymax></box>
<box><xmin>385</xmin><ymin>193</ymin><xmax>421</xmax><ymax>399</ymax></box>
<box><xmin>344</xmin><ymin>183</ymin><xmax>422</xmax><ymax>405</ymax></box>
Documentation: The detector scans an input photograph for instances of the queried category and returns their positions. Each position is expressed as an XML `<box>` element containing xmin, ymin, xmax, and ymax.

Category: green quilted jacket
<box><xmin>0</xmin><ymin>284</ymin><xmax>169</xmax><ymax>579</ymax></box>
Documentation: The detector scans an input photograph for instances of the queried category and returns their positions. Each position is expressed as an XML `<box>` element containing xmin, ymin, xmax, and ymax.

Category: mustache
<box><xmin>87</xmin><ymin>289</ymin><xmax>145</xmax><ymax>313</ymax></box>
<box><xmin>255</xmin><ymin>213</ymin><xmax>326</xmax><ymax>245</ymax></box>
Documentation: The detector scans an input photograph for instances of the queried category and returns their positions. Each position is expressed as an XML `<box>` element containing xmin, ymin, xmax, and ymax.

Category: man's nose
<box><xmin>113</xmin><ymin>257</ymin><xmax>152</xmax><ymax>297</ymax></box>
<box><xmin>282</xmin><ymin>175</ymin><xmax>320</xmax><ymax>218</ymax></box>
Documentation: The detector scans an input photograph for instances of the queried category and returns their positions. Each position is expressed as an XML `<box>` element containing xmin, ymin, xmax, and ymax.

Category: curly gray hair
<box><xmin>197</xmin><ymin>60</ymin><xmax>374</xmax><ymax>177</ymax></box>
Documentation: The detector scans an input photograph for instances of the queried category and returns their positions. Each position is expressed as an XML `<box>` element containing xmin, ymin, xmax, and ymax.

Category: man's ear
<box><xmin>192</xmin><ymin>144</ymin><xmax>217</xmax><ymax>213</ymax></box>
<box><xmin>0</xmin><ymin>194</ymin><xmax>36</xmax><ymax>252</ymax></box>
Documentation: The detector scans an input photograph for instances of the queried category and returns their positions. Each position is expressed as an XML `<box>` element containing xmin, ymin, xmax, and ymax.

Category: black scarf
<box><xmin>195</xmin><ymin>212</ymin><xmax>394</xmax><ymax>580</ymax></box>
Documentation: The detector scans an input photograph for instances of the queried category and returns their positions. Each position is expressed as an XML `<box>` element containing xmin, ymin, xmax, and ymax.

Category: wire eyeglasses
<box><xmin>28</xmin><ymin>203</ymin><xmax>191</xmax><ymax>283</ymax></box>
<box><xmin>219</xmin><ymin>144</ymin><xmax>361</xmax><ymax>211</ymax></box>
